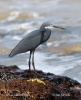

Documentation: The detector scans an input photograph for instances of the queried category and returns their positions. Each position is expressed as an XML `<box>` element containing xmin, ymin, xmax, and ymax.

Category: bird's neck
<box><xmin>40</xmin><ymin>28</ymin><xmax>46</xmax><ymax>32</ymax></box>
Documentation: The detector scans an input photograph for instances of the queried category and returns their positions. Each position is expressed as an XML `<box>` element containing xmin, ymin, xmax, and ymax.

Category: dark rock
<box><xmin>0</xmin><ymin>65</ymin><xmax>80</xmax><ymax>100</ymax></box>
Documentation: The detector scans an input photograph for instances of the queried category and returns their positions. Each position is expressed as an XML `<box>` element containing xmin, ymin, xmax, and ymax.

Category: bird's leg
<box><xmin>32</xmin><ymin>49</ymin><xmax>38</xmax><ymax>78</ymax></box>
<box><xmin>32</xmin><ymin>50</ymin><xmax>35</xmax><ymax>71</ymax></box>
<box><xmin>28</xmin><ymin>51</ymin><xmax>32</xmax><ymax>71</ymax></box>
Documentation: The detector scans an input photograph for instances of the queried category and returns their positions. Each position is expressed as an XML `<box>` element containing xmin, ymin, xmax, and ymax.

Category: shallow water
<box><xmin>0</xmin><ymin>0</ymin><xmax>81</xmax><ymax>83</ymax></box>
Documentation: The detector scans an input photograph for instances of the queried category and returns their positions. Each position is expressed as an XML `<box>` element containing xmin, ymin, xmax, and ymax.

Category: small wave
<box><xmin>47</xmin><ymin>43</ymin><xmax>81</xmax><ymax>55</ymax></box>
<box><xmin>61</xmin><ymin>44</ymin><xmax>81</xmax><ymax>55</ymax></box>
<box><xmin>17</xmin><ymin>23</ymin><xmax>31</xmax><ymax>29</ymax></box>
<box><xmin>0</xmin><ymin>48</ymin><xmax>11</xmax><ymax>54</ymax></box>
<box><xmin>12</xmin><ymin>36</ymin><xmax>22</xmax><ymax>40</ymax></box>
<box><xmin>0</xmin><ymin>11</ymin><xmax>39</xmax><ymax>22</ymax></box>
<box><xmin>16</xmin><ymin>12</ymin><xmax>39</xmax><ymax>19</ymax></box>
<box><xmin>31</xmin><ymin>12</ymin><xmax>39</xmax><ymax>18</ymax></box>
<box><xmin>0</xmin><ymin>11</ymin><xmax>19</xmax><ymax>20</ymax></box>
<box><xmin>7</xmin><ymin>11</ymin><xmax>20</xmax><ymax>21</ymax></box>
<box><xmin>0</xmin><ymin>12</ymin><xmax>10</xmax><ymax>19</ymax></box>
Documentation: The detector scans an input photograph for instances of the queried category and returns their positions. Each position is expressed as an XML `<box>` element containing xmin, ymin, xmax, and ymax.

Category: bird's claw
<box><xmin>27</xmin><ymin>78</ymin><xmax>45</xmax><ymax>85</ymax></box>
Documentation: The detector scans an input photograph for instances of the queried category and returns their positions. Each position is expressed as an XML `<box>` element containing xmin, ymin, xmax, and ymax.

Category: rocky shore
<box><xmin>0</xmin><ymin>65</ymin><xmax>81</xmax><ymax>100</ymax></box>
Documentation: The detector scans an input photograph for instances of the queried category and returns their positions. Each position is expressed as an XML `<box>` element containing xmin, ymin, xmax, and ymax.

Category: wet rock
<box><xmin>0</xmin><ymin>65</ymin><xmax>80</xmax><ymax>100</ymax></box>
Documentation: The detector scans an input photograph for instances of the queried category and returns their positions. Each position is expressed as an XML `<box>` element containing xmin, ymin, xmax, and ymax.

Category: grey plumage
<box><xmin>9</xmin><ymin>22</ymin><xmax>65</xmax><ymax>70</ymax></box>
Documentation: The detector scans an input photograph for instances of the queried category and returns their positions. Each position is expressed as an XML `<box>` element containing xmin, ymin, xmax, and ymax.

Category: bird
<box><xmin>9</xmin><ymin>22</ymin><xmax>65</xmax><ymax>71</ymax></box>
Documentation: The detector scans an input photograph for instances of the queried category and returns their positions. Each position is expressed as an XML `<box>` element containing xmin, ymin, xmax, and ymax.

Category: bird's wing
<box><xmin>9</xmin><ymin>30</ymin><xmax>42</xmax><ymax>57</ymax></box>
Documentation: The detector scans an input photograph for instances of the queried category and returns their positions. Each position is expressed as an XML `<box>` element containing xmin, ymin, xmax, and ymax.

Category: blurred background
<box><xmin>0</xmin><ymin>0</ymin><xmax>81</xmax><ymax>83</ymax></box>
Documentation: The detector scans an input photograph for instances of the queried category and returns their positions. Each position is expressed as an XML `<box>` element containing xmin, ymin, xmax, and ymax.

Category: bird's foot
<box><xmin>27</xmin><ymin>78</ymin><xmax>45</xmax><ymax>85</ymax></box>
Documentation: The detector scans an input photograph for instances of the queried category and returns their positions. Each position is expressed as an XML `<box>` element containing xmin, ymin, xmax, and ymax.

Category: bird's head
<box><xmin>40</xmin><ymin>22</ymin><xmax>65</xmax><ymax>32</ymax></box>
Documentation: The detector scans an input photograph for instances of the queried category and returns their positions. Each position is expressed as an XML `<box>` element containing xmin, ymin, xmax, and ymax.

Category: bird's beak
<box><xmin>45</xmin><ymin>25</ymin><xmax>65</xmax><ymax>30</ymax></box>
<box><xmin>52</xmin><ymin>25</ymin><xmax>65</xmax><ymax>30</ymax></box>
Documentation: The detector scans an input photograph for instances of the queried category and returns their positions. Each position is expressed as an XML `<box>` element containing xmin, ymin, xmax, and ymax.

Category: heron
<box><xmin>9</xmin><ymin>22</ymin><xmax>65</xmax><ymax>71</ymax></box>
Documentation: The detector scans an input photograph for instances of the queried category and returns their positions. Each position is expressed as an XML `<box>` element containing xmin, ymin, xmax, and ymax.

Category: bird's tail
<box><xmin>9</xmin><ymin>49</ymin><xmax>16</xmax><ymax>57</ymax></box>
<box><xmin>9</xmin><ymin>52</ymin><xmax>14</xmax><ymax>57</ymax></box>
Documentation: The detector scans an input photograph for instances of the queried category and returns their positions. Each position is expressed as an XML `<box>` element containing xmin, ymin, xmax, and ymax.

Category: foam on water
<box><xmin>32</xmin><ymin>12</ymin><xmax>39</xmax><ymax>18</ymax></box>
<box><xmin>18</xmin><ymin>23</ymin><xmax>32</xmax><ymax>30</ymax></box>
<box><xmin>12</xmin><ymin>36</ymin><xmax>22</xmax><ymax>40</ymax></box>
<box><xmin>19</xmin><ymin>52</ymin><xmax>75</xmax><ymax>75</ymax></box>
<box><xmin>6</xmin><ymin>11</ymin><xmax>20</xmax><ymax>21</ymax></box>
